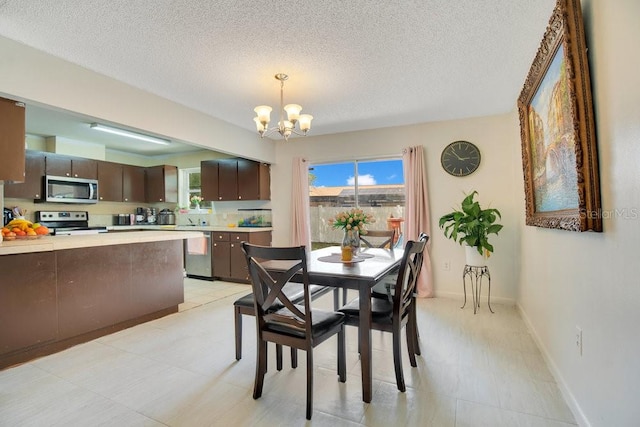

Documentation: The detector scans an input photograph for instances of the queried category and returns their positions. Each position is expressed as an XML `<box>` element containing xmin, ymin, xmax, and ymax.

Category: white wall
<box><xmin>272</xmin><ymin>113</ymin><xmax>523</xmax><ymax>303</ymax></box>
<box><xmin>517</xmin><ymin>0</ymin><xmax>640</xmax><ymax>425</ymax></box>
<box><xmin>0</xmin><ymin>36</ymin><xmax>275</xmax><ymax>165</ymax></box>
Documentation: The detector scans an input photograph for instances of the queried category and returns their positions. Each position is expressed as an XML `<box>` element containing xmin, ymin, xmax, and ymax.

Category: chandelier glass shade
<box><xmin>254</xmin><ymin>73</ymin><xmax>313</xmax><ymax>141</ymax></box>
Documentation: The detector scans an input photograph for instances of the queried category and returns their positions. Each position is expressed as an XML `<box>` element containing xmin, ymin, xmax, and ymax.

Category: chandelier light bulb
<box><xmin>252</xmin><ymin>73</ymin><xmax>312</xmax><ymax>140</ymax></box>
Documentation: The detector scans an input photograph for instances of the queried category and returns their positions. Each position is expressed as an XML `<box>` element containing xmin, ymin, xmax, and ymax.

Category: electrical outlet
<box><xmin>443</xmin><ymin>260</ymin><xmax>451</xmax><ymax>271</ymax></box>
<box><xmin>575</xmin><ymin>326</ymin><xmax>583</xmax><ymax>356</ymax></box>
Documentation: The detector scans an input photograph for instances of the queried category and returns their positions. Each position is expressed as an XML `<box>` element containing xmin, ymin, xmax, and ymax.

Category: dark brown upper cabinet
<box><xmin>145</xmin><ymin>165</ymin><xmax>178</xmax><ymax>203</ymax></box>
<box><xmin>201</xmin><ymin>158</ymin><xmax>270</xmax><ymax>202</ymax></box>
<box><xmin>0</xmin><ymin>97</ymin><xmax>26</xmax><ymax>183</ymax></box>
<box><xmin>45</xmin><ymin>153</ymin><xmax>97</xmax><ymax>180</ymax></box>
<box><xmin>3</xmin><ymin>150</ymin><xmax>45</xmax><ymax>200</ymax></box>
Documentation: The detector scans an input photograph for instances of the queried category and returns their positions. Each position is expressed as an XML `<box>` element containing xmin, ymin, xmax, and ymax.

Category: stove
<box><xmin>36</xmin><ymin>211</ymin><xmax>108</xmax><ymax>236</ymax></box>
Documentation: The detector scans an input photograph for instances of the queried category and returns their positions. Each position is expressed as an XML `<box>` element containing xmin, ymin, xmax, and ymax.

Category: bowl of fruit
<box><xmin>2</xmin><ymin>218</ymin><xmax>50</xmax><ymax>241</ymax></box>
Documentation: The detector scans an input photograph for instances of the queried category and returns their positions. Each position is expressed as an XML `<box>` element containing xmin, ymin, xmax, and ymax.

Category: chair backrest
<box><xmin>391</xmin><ymin>238</ymin><xmax>427</xmax><ymax>322</ymax></box>
<box><xmin>242</xmin><ymin>242</ymin><xmax>312</xmax><ymax>336</ymax></box>
<box><xmin>360</xmin><ymin>229</ymin><xmax>396</xmax><ymax>249</ymax></box>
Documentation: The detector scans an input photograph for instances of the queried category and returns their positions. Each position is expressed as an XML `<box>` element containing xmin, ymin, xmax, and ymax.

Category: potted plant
<box><xmin>438</xmin><ymin>191</ymin><xmax>503</xmax><ymax>266</ymax></box>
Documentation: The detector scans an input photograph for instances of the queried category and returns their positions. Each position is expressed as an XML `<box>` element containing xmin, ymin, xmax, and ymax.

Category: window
<box><xmin>309</xmin><ymin>158</ymin><xmax>405</xmax><ymax>249</ymax></box>
<box><xmin>179</xmin><ymin>167</ymin><xmax>211</xmax><ymax>210</ymax></box>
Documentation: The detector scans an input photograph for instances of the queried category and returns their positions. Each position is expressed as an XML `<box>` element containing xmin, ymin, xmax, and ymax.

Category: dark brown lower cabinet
<box><xmin>0</xmin><ymin>252</ymin><xmax>57</xmax><ymax>355</ymax></box>
<box><xmin>213</xmin><ymin>231</ymin><xmax>271</xmax><ymax>282</ymax></box>
<box><xmin>0</xmin><ymin>240</ymin><xmax>184</xmax><ymax>369</ymax></box>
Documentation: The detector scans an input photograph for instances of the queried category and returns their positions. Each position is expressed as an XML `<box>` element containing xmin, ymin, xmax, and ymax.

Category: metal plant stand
<box><xmin>461</xmin><ymin>265</ymin><xmax>493</xmax><ymax>314</ymax></box>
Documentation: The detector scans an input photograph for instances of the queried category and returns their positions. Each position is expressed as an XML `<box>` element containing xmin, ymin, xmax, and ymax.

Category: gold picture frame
<box><xmin>517</xmin><ymin>0</ymin><xmax>601</xmax><ymax>232</ymax></box>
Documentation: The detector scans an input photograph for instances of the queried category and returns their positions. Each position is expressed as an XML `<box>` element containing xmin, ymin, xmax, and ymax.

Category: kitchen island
<box><xmin>0</xmin><ymin>230</ymin><xmax>202</xmax><ymax>369</ymax></box>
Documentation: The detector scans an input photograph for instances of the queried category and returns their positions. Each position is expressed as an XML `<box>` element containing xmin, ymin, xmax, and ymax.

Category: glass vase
<box><xmin>342</xmin><ymin>229</ymin><xmax>360</xmax><ymax>256</ymax></box>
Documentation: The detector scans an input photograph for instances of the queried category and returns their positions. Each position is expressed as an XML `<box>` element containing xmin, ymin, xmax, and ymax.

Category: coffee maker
<box><xmin>135</xmin><ymin>207</ymin><xmax>146</xmax><ymax>224</ymax></box>
<box><xmin>146</xmin><ymin>208</ymin><xmax>157</xmax><ymax>224</ymax></box>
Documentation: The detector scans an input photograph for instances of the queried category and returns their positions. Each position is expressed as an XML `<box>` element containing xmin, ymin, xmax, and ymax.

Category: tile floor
<box><xmin>0</xmin><ymin>278</ymin><xmax>577</xmax><ymax>426</ymax></box>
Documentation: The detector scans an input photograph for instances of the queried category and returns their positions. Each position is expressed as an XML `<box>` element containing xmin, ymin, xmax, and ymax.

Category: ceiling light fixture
<box><xmin>89</xmin><ymin>123</ymin><xmax>171</xmax><ymax>145</ymax></box>
<box><xmin>254</xmin><ymin>73</ymin><xmax>313</xmax><ymax>141</ymax></box>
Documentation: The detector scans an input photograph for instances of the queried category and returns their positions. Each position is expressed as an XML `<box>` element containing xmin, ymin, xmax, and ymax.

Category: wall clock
<box><xmin>440</xmin><ymin>140</ymin><xmax>481</xmax><ymax>177</ymax></box>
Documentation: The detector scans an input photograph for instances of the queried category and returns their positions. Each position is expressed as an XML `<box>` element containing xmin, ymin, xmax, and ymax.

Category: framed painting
<box><xmin>517</xmin><ymin>0</ymin><xmax>601</xmax><ymax>232</ymax></box>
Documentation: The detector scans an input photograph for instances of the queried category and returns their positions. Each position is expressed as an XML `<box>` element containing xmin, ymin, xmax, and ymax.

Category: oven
<box><xmin>36</xmin><ymin>211</ymin><xmax>108</xmax><ymax>235</ymax></box>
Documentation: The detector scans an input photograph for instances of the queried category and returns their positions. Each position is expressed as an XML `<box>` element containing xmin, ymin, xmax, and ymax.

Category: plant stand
<box><xmin>461</xmin><ymin>265</ymin><xmax>494</xmax><ymax>314</ymax></box>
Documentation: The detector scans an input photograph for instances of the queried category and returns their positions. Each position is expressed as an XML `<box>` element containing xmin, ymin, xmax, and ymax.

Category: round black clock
<box><xmin>440</xmin><ymin>140</ymin><xmax>481</xmax><ymax>177</ymax></box>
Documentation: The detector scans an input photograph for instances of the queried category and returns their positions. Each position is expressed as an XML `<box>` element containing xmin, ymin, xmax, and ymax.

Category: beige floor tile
<box><xmin>0</xmin><ymin>278</ymin><xmax>578</xmax><ymax>426</ymax></box>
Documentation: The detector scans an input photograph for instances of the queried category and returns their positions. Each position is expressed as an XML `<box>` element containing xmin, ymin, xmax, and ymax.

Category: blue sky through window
<box><xmin>311</xmin><ymin>159</ymin><xmax>404</xmax><ymax>187</ymax></box>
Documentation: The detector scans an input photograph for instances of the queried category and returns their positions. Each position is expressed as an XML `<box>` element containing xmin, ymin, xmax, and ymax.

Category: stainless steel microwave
<box><xmin>38</xmin><ymin>175</ymin><xmax>99</xmax><ymax>204</ymax></box>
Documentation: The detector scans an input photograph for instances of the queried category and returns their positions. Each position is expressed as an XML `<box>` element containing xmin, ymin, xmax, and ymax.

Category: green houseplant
<box><xmin>439</xmin><ymin>191</ymin><xmax>503</xmax><ymax>259</ymax></box>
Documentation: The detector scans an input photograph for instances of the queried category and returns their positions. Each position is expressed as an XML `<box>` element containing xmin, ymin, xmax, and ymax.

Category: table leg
<box><xmin>359</xmin><ymin>284</ymin><xmax>373</xmax><ymax>403</ymax></box>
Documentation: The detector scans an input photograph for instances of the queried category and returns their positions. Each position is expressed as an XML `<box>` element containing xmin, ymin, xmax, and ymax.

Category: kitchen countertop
<box><xmin>0</xmin><ymin>230</ymin><xmax>203</xmax><ymax>256</ymax></box>
<box><xmin>108</xmin><ymin>225</ymin><xmax>273</xmax><ymax>233</ymax></box>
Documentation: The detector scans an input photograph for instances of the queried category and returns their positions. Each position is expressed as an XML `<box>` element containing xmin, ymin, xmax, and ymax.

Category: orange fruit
<box><xmin>35</xmin><ymin>226</ymin><xmax>49</xmax><ymax>235</ymax></box>
<box><xmin>1</xmin><ymin>227</ymin><xmax>9</xmax><ymax>234</ymax></box>
<box><xmin>26</xmin><ymin>229</ymin><xmax>37</xmax><ymax>236</ymax></box>
<box><xmin>14</xmin><ymin>229</ymin><xmax>26</xmax><ymax>236</ymax></box>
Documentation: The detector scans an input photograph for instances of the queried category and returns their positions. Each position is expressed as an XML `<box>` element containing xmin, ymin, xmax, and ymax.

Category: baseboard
<box><xmin>433</xmin><ymin>290</ymin><xmax>516</xmax><ymax>306</ymax></box>
<box><xmin>516</xmin><ymin>303</ymin><xmax>591</xmax><ymax>427</ymax></box>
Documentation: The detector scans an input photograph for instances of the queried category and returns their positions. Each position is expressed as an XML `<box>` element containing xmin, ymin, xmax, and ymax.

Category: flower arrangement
<box><xmin>329</xmin><ymin>208</ymin><xmax>375</xmax><ymax>235</ymax></box>
<box><xmin>190</xmin><ymin>195</ymin><xmax>203</xmax><ymax>205</ymax></box>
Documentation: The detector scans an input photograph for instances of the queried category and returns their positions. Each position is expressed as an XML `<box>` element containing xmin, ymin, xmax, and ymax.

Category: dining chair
<box><xmin>242</xmin><ymin>242</ymin><xmax>347</xmax><ymax>420</ymax></box>
<box><xmin>233</xmin><ymin>283</ymin><xmax>333</xmax><ymax>369</ymax></box>
<box><xmin>370</xmin><ymin>232</ymin><xmax>429</xmax><ymax>355</ymax></box>
<box><xmin>338</xmin><ymin>238</ymin><xmax>427</xmax><ymax>392</ymax></box>
<box><xmin>360</xmin><ymin>229</ymin><xmax>396</xmax><ymax>249</ymax></box>
<box><xmin>341</xmin><ymin>228</ymin><xmax>397</xmax><ymax>304</ymax></box>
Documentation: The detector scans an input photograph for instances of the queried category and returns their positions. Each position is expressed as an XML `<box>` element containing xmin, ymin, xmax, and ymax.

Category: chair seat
<box><xmin>338</xmin><ymin>297</ymin><xmax>393</xmax><ymax>324</ymax></box>
<box><xmin>234</xmin><ymin>284</ymin><xmax>330</xmax><ymax>310</ymax></box>
<box><xmin>266</xmin><ymin>305</ymin><xmax>345</xmax><ymax>338</ymax></box>
<box><xmin>371</xmin><ymin>281</ymin><xmax>395</xmax><ymax>300</ymax></box>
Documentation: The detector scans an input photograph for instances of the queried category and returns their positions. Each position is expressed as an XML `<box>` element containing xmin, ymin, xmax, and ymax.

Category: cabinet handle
<box><xmin>74</xmin><ymin>174</ymin><xmax>78</xmax><ymax>177</ymax></box>
<box><xmin>218</xmin><ymin>197</ymin><xmax>222</xmax><ymax>200</ymax></box>
<box><xmin>66</xmin><ymin>173</ymin><xmax>70</xmax><ymax>176</ymax></box>
<box><xmin>159</xmin><ymin>198</ymin><xmax>163</xmax><ymax>202</ymax></box>
<box><xmin>35</xmin><ymin>194</ymin><xmax>40</xmax><ymax>198</ymax></box>
<box><xmin>238</xmin><ymin>196</ymin><xmax>242</xmax><ymax>200</ymax></box>
<box><xmin>124</xmin><ymin>198</ymin><xmax>128</xmax><ymax>202</ymax></box>
<box><xmin>231</xmin><ymin>243</ymin><xmax>235</xmax><ymax>247</ymax></box>
<box><xmin>100</xmin><ymin>197</ymin><xmax>103</xmax><ymax>200</ymax></box>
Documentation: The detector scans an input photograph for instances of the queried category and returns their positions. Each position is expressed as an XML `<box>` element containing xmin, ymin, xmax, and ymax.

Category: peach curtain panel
<box><xmin>290</xmin><ymin>157</ymin><xmax>312</xmax><ymax>249</ymax></box>
<box><xmin>403</xmin><ymin>146</ymin><xmax>434</xmax><ymax>297</ymax></box>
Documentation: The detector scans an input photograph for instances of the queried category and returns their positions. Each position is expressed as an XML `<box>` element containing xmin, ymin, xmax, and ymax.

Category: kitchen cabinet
<box><xmin>0</xmin><ymin>97</ymin><xmax>26</xmax><ymax>182</ymax></box>
<box><xmin>201</xmin><ymin>158</ymin><xmax>270</xmax><ymax>201</ymax></box>
<box><xmin>0</xmin><ymin>252</ymin><xmax>57</xmax><ymax>356</ymax></box>
<box><xmin>145</xmin><ymin>165</ymin><xmax>178</xmax><ymax>203</ymax></box>
<box><xmin>200</xmin><ymin>160</ymin><xmax>218</xmax><ymax>201</ymax></box>
<box><xmin>97</xmin><ymin>161</ymin><xmax>123</xmax><ymax>202</ymax></box>
<box><xmin>3</xmin><ymin>150</ymin><xmax>45</xmax><ymax>200</ymax></box>
<box><xmin>45</xmin><ymin>153</ymin><xmax>98</xmax><ymax>179</ymax></box>
<box><xmin>238</xmin><ymin>158</ymin><xmax>270</xmax><ymax>200</ymax></box>
<box><xmin>212</xmin><ymin>231</ymin><xmax>271</xmax><ymax>282</ymax></box>
<box><xmin>123</xmin><ymin>164</ymin><xmax>146</xmax><ymax>203</ymax></box>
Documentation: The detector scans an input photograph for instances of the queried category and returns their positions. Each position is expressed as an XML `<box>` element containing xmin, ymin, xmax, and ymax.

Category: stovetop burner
<box><xmin>36</xmin><ymin>210</ymin><xmax>108</xmax><ymax>236</ymax></box>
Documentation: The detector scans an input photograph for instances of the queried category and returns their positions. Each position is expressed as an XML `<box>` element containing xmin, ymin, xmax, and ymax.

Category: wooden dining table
<box><xmin>262</xmin><ymin>245</ymin><xmax>404</xmax><ymax>403</ymax></box>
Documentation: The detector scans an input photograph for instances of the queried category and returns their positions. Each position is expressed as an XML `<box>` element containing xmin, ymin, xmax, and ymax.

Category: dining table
<box><xmin>262</xmin><ymin>245</ymin><xmax>404</xmax><ymax>403</ymax></box>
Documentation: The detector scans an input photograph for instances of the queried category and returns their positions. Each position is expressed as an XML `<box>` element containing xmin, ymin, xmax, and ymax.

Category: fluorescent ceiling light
<box><xmin>90</xmin><ymin>123</ymin><xmax>171</xmax><ymax>145</ymax></box>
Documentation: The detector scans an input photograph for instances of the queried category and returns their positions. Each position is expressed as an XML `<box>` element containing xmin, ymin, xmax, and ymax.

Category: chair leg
<box><xmin>392</xmin><ymin>326</ymin><xmax>406</xmax><ymax>392</ymax></box>
<box><xmin>306</xmin><ymin>350</ymin><xmax>314</xmax><ymax>420</ymax></box>
<box><xmin>337</xmin><ymin>327</ymin><xmax>346</xmax><ymax>382</ymax></box>
<box><xmin>276</xmin><ymin>344</ymin><xmax>283</xmax><ymax>371</ymax></box>
<box><xmin>234</xmin><ymin>307</ymin><xmax>242</xmax><ymax>361</ymax></box>
<box><xmin>411</xmin><ymin>304</ymin><xmax>421</xmax><ymax>356</ymax></box>
<box><xmin>291</xmin><ymin>347</ymin><xmax>298</xmax><ymax>369</ymax></box>
<box><xmin>254</xmin><ymin>339</ymin><xmax>267</xmax><ymax>399</ymax></box>
<box><xmin>406</xmin><ymin>323</ymin><xmax>417</xmax><ymax>368</ymax></box>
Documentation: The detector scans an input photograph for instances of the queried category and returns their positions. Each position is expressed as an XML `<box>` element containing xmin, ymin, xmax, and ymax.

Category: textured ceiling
<box><xmin>0</xmin><ymin>0</ymin><xmax>557</xmax><ymax>154</ymax></box>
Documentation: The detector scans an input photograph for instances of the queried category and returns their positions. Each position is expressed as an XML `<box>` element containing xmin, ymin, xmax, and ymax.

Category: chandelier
<box><xmin>253</xmin><ymin>73</ymin><xmax>313</xmax><ymax>141</ymax></box>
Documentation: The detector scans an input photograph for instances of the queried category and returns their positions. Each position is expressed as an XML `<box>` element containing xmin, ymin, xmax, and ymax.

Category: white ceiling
<box><xmin>0</xmin><ymin>0</ymin><xmax>557</xmax><ymax>156</ymax></box>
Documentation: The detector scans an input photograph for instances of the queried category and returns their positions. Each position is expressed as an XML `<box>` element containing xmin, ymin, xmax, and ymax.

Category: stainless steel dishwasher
<box><xmin>184</xmin><ymin>232</ymin><xmax>213</xmax><ymax>279</ymax></box>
